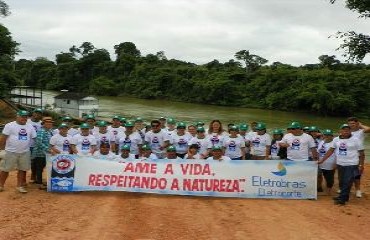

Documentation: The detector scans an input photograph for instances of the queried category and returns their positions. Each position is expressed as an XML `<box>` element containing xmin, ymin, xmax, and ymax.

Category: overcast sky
<box><xmin>1</xmin><ymin>0</ymin><xmax>370</xmax><ymax>65</ymax></box>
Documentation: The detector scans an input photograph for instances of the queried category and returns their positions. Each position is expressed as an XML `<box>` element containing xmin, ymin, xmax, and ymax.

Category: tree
<box><xmin>79</xmin><ymin>42</ymin><xmax>95</xmax><ymax>56</ymax></box>
<box><xmin>234</xmin><ymin>50</ymin><xmax>268</xmax><ymax>73</ymax></box>
<box><xmin>0</xmin><ymin>0</ymin><xmax>10</xmax><ymax>17</ymax></box>
<box><xmin>114</xmin><ymin>42</ymin><xmax>141</xmax><ymax>58</ymax></box>
<box><xmin>0</xmin><ymin>24</ymin><xmax>20</xmax><ymax>58</ymax></box>
<box><xmin>330</xmin><ymin>0</ymin><xmax>370</xmax><ymax>62</ymax></box>
<box><xmin>318</xmin><ymin>55</ymin><xmax>340</xmax><ymax>69</ymax></box>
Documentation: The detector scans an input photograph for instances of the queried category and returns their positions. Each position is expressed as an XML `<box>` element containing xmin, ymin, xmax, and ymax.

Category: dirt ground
<box><xmin>0</xmin><ymin>165</ymin><xmax>369</xmax><ymax>240</ymax></box>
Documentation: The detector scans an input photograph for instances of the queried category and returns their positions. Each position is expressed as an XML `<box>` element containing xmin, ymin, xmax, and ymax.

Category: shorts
<box><xmin>0</xmin><ymin>151</ymin><xmax>31</xmax><ymax>172</ymax></box>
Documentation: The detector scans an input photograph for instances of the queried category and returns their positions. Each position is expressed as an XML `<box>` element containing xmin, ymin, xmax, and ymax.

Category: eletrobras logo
<box><xmin>271</xmin><ymin>162</ymin><xmax>287</xmax><ymax>176</ymax></box>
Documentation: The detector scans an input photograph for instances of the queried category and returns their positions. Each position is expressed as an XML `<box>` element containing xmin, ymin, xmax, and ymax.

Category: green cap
<box><xmin>58</xmin><ymin>123</ymin><xmax>69</xmax><ymax>129</ymax></box>
<box><xmin>62</xmin><ymin>116</ymin><xmax>72</xmax><ymax>121</ymax></box>
<box><xmin>303</xmin><ymin>126</ymin><xmax>310</xmax><ymax>131</ymax></box>
<box><xmin>340</xmin><ymin>124</ymin><xmax>350</xmax><ymax>129</ymax></box>
<box><xmin>125</xmin><ymin>121</ymin><xmax>134</xmax><ymax>127</ymax></box>
<box><xmin>239</xmin><ymin>124</ymin><xmax>248</xmax><ymax>131</ymax></box>
<box><xmin>135</xmin><ymin>117</ymin><xmax>143</xmax><ymax>122</ymax></box>
<box><xmin>167</xmin><ymin>118</ymin><xmax>176</xmax><ymax>124</ymax></box>
<box><xmin>112</xmin><ymin>115</ymin><xmax>121</xmax><ymax>120</ymax></box>
<box><xmin>177</xmin><ymin>122</ymin><xmax>186</xmax><ymax>128</ymax></box>
<box><xmin>97</xmin><ymin>120</ymin><xmax>108</xmax><ymax>127</ymax></box>
<box><xmin>159</xmin><ymin>117</ymin><xmax>166</xmax><ymax>120</ymax></box>
<box><xmin>309</xmin><ymin>126</ymin><xmax>319</xmax><ymax>132</ymax></box>
<box><xmin>288</xmin><ymin>121</ymin><xmax>302</xmax><ymax>129</ymax></box>
<box><xmin>142</xmin><ymin>144</ymin><xmax>151</xmax><ymax>150</ymax></box>
<box><xmin>84</xmin><ymin>114</ymin><xmax>95</xmax><ymax>120</ymax></box>
<box><xmin>255</xmin><ymin>122</ymin><xmax>266</xmax><ymax>130</ymax></box>
<box><xmin>273</xmin><ymin>129</ymin><xmax>284</xmax><ymax>135</ymax></box>
<box><xmin>196</xmin><ymin>121</ymin><xmax>205</xmax><ymax>126</ymax></box>
<box><xmin>80</xmin><ymin>123</ymin><xmax>90</xmax><ymax>129</ymax></box>
<box><xmin>120</xmin><ymin>117</ymin><xmax>126</xmax><ymax>122</ymax></box>
<box><xmin>212</xmin><ymin>146</ymin><xmax>222</xmax><ymax>151</ymax></box>
<box><xmin>17</xmin><ymin>110</ymin><xmax>29</xmax><ymax>116</ymax></box>
<box><xmin>196</xmin><ymin>126</ymin><xmax>205</xmax><ymax>132</ymax></box>
<box><xmin>167</xmin><ymin>146</ymin><xmax>176</xmax><ymax>152</ymax></box>
<box><xmin>33</xmin><ymin>108</ymin><xmax>43</xmax><ymax>113</ymax></box>
<box><xmin>322</xmin><ymin>129</ymin><xmax>333</xmax><ymax>135</ymax></box>
<box><xmin>229</xmin><ymin>125</ymin><xmax>238</xmax><ymax>131</ymax></box>
<box><xmin>121</xmin><ymin>144</ymin><xmax>130</xmax><ymax>151</ymax></box>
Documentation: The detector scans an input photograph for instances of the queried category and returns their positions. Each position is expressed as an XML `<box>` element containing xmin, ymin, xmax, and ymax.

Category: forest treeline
<box><xmin>1</xmin><ymin>26</ymin><xmax>370</xmax><ymax>117</ymax></box>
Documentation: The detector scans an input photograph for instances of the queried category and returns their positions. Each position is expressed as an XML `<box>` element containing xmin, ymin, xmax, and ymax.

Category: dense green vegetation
<box><xmin>1</xmin><ymin>0</ymin><xmax>370</xmax><ymax>118</ymax></box>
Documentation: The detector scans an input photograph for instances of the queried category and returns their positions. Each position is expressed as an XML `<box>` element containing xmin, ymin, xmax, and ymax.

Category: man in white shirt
<box><xmin>164</xmin><ymin>146</ymin><xmax>181</xmax><ymax>160</ymax></box>
<box><xmin>139</xmin><ymin>144</ymin><xmax>158</xmax><ymax>161</ymax></box>
<box><xmin>108</xmin><ymin>115</ymin><xmax>125</xmax><ymax>139</ymax></box>
<box><xmin>92</xmin><ymin>142</ymin><xmax>117</xmax><ymax>161</ymax></box>
<box><xmin>248</xmin><ymin>122</ymin><xmax>271</xmax><ymax>160</ymax></box>
<box><xmin>116</xmin><ymin>121</ymin><xmax>143</xmax><ymax>158</ymax></box>
<box><xmin>347</xmin><ymin>117</ymin><xmax>370</xmax><ymax>198</ymax></box>
<box><xmin>0</xmin><ymin>110</ymin><xmax>37</xmax><ymax>193</ymax></box>
<box><xmin>319</xmin><ymin>124</ymin><xmax>364</xmax><ymax>205</ymax></box>
<box><xmin>93</xmin><ymin>120</ymin><xmax>115</xmax><ymax>152</ymax></box>
<box><xmin>27</xmin><ymin>108</ymin><xmax>43</xmax><ymax>183</ymax></box>
<box><xmin>279</xmin><ymin>122</ymin><xmax>318</xmax><ymax>161</ymax></box>
<box><xmin>207</xmin><ymin>146</ymin><xmax>231</xmax><ymax>162</ymax></box>
<box><xmin>188</xmin><ymin>127</ymin><xmax>211</xmax><ymax>159</ymax></box>
<box><xmin>145</xmin><ymin>120</ymin><xmax>170</xmax><ymax>159</ymax></box>
<box><xmin>50</xmin><ymin>123</ymin><xmax>73</xmax><ymax>155</ymax></box>
<box><xmin>71</xmin><ymin>123</ymin><xmax>97</xmax><ymax>156</ymax></box>
<box><xmin>117</xmin><ymin>144</ymin><xmax>136</xmax><ymax>162</ymax></box>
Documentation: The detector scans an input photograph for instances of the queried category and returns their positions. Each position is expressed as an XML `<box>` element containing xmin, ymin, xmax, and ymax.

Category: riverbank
<box><xmin>0</xmin><ymin>164</ymin><xmax>369</xmax><ymax>240</ymax></box>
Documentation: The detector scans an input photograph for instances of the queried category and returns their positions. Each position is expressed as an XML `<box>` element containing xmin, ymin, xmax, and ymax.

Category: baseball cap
<box><xmin>167</xmin><ymin>146</ymin><xmax>176</xmax><ymax>152</ymax></box>
<box><xmin>340</xmin><ymin>124</ymin><xmax>350</xmax><ymax>129</ymax></box>
<box><xmin>58</xmin><ymin>123</ymin><xmax>69</xmax><ymax>129</ymax></box>
<box><xmin>84</xmin><ymin>114</ymin><xmax>95</xmax><ymax>120</ymax></box>
<box><xmin>309</xmin><ymin>126</ymin><xmax>319</xmax><ymax>132</ymax></box>
<box><xmin>212</xmin><ymin>146</ymin><xmax>222</xmax><ymax>151</ymax></box>
<box><xmin>135</xmin><ymin>117</ymin><xmax>143</xmax><ymax>122</ymax></box>
<box><xmin>255</xmin><ymin>122</ymin><xmax>266</xmax><ymax>130</ymax></box>
<box><xmin>62</xmin><ymin>116</ymin><xmax>72</xmax><ymax>121</ymax></box>
<box><xmin>196</xmin><ymin>127</ymin><xmax>205</xmax><ymax>132</ymax></box>
<box><xmin>80</xmin><ymin>123</ymin><xmax>90</xmax><ymax>129</ymax></box>
<box><xmin>229</xmin><ymin>125</ymin><xmax>238</xmax><ymax>131</ymax></box>
<box><xmin>239</xmin><ymin>124</ymin><xmax>248</xmax><ymax>131</ymax></box>
<box><xmin>112</xmin><ymin>115</ymin><xmax>121</xmax><ymax>120</ymax></box>
<box><xmin>33</xmin><ymin>108</ymin><xmax>43</xmax><ymax>113</ymax></box>
<box><xmin>288</xmin><ymin>121</ymin><xmax>302</xmax><ymax>129</ymax></box>
<box><xmin>272</xmin><ymin>129</ymin><xmax>284</xmax><ymax>135</ymax></box>
<box><xmin>17</xmin><ymin>110</ymin><xmax>29</xmax><ymax>116</ymax></box>
<box><xmin>142</xmin><ymin>144</ymin><xmax>151</xmax><ymax>150</ymax></box>
<box><xmin>167</xmin><ymin>118</ymin><xmax>176</xmax><ymax>124</ymax></box>
<box><xmin>121</xmin><ymin>144</ymin><xmax>130</xmax><ymax>151</ymax></box>
<box><xmin>125</xmin><ymin>121</ymin><xmax>134</xmax><ymax>127</ymax></box>
<box><xmin>97</xmin><ymin>120</ymin><xmax>108</xmax><ymax>127</ymax></box>
<box><xmin>322</xmin><ymin>129</ymin><xmax>333</xmax><ymax>135</ymax></box>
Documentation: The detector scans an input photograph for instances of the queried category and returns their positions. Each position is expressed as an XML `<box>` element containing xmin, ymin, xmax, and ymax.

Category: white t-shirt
<box><xmin>247</xmin><ymin>132</ymin><xmax>271</xmax><ymax>157</ymax></box>
<box><xmin>26</xmin><ymin>119</ymin><xmax>42</xmax><ymax>147</ymax></box>
<box><xmin>71</xmin><ymin>134</ymin><xmax>97</xmax><ymax>156</ymax></box>
<box><xmin>206</xmin><ymin>156</ymin><xmax>232</xmax><ymax>162</ymax></box>
<box><xmin>172</xmin><ymin>132</ymin><xmax>192</xmax><ymax>154</ymax></box>
<box><xmin>145</xmin><ymin>130</ymin><xmax>171</xmax><ymax>155</ymax></box>
<box><xmin>117</xmin><ymin>132</ymin><xmax>143</xmax><ymax>155</ymax></box>
<box><xmin>270</xmin><ymin>140</ymin><xmax>281</xmax><ymax>159</ymax></box>
<box><xmin>3</xmin><ymin>121</ymin><xmax>37</xmax><ymax>153</ymax></box>
<box><xmin>164</xmin><ymin>156</ymin><xmax>182</xmax><ymax>160</ymax></box>
<box><xmin>49</xmin><ymin>134</ymin><xmax>73</xmax><ymax>154</ymax></box>
<box><xmin>207</xmin><ymin>132</ymin><xmax>226</xmax><ymax>148</ymax></box>
<box><xmin>281</xmin><ymin>133</ymin><xmax>316</xmax><ymax>161</ymax></box>
<box><xmin>93</xmin><ymin>131</ymin><xmax>115</xmax><ymax>148</ymax></box>
<box><xmin>223</xmin><ymin>136</ymin><xmax>245</xmax><ymax>159</ymax></box>
<box><xmin>92</xmin><ymin>151</ymin><xmax>117</xmax><ymax>161</ymax></box>
<box><xmin>331</xmin><ymin>136</ymin><xmax>364</xmax><ymax>166</ymax></box>
<box><xmin>54</xmin><ymin>128</ymin><xmax>80</xmax><ymax>137</ymax></box>
<box><xmin>318</xmin><ymin>140</ymin><xmax>336</xmax><ymax>170</ymax></box>
<box><xmin>351</xmin><ymin>129</ymin><xmax>365</xmax><ymax>144</ymax></box>
<box><xmin>108</xmin><ymin>126</ymin><xmax>125</xmax><ymax>138</ymax></box>
<box><xmin>188</xmin><ymin>136</ymin><xmax>211</xmax><ymax>156</ymax></box>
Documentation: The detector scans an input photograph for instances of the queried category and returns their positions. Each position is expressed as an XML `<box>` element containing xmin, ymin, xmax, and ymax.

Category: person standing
<box><xmin>116</xmin><ymin>121</ymin><xmax>143</xmax><ymax>158</ymax></box>
<box><xmin>317</xmin><ymin>129</ymin><xmax>336</xmax><ymax>195</ymax></box>
<box><xmin>319</xmin><ymin>124</ymin><xmax>364</xmax><ymax>205</ymax></box>
<box><xmin>347</xmin><ymin>117</ymin><xmax>370</xmax><ymax>198</ymax></box>
<box><xmin>188</xmin><ymin>127</ymin><xmax>211</xmax><ymax>159</ymax></box>
<box><xmin>71</xmin><ymin>123</ymin><xmax>97</xmax><ymax>156</ymax></box>
<box><xmin>206</xmin><ymin>146</ymin><xmax>232</xmax><ymax>162</ymax></box>
<box><xmin>172</xmin><ymin>122</ymin><xmax>192</xmax><ymax>158</ymax></box>
<box><xmin>223</xmin><ymin>126</ymin><xmax>246</xmax><ymax>160</ymax></box>
<box><xmin>279</xmin><ymin>122</ymin><xmax>318</xmax><ymax>162</ymax></box>
<box><xmin>0</xmin><ymin>110</ymin><xmax>37</xmax><ymax>193</ymax></box>
<box><xmin>31</xmin><ymin>117</ymin><xmax>54</xmax><ymax>189</ymax></box>
<box><xmin>247</xmin><ymin>122</ymin><xmax>271</xmax><ymax>160</ymax></box>
<box><xmin>27</xmin><ymin>108</ymin><xmax>43</xmax><ymax>183</ymax></box>
<box><xmin>50</xmin><ymin>123</ymin><xmax>73</xmax><ymax>155</ymax></box>
<box><xmin>144</xmin><ymin>120</ymin><xmax>170</xmax><ymax>159</ymax></box>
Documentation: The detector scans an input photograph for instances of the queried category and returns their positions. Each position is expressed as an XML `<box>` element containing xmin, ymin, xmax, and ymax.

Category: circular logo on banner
<box><xmin>52</xmin><ymin>155</ymin><xmax>75</xmax><ymax>174</ymax></box>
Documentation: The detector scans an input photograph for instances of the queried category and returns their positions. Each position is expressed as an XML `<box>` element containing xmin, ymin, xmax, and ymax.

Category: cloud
<box><xmin>2</xmin><ymin>0</ymin><xmax>370</xmax><ymax>65</ymax></box>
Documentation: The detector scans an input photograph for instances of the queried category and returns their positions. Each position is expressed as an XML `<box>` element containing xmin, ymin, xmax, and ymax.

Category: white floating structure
<box><xmin>54</xmin><ymin>92</ymin><xmax>99</xmax><ymax>118</ymax></box>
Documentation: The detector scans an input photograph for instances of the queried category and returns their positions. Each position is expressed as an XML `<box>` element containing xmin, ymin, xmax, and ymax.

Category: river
<box><xmin>19</xmin><ymin>91</ymin><xmax>370</xmax><ymax>159</ymax></box>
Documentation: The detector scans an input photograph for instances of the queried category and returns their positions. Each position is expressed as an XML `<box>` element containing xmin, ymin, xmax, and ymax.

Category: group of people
<box><xmin>0</xmin><ymin>109</ymin><xmax>368</xmax><ymax>206</ymax></box>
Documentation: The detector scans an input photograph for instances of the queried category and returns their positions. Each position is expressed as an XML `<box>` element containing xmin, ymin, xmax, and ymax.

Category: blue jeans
<box><xmin>337</xmin><ymin>165</ymin><xmax>359</xmax><ymax>202</ymax></box>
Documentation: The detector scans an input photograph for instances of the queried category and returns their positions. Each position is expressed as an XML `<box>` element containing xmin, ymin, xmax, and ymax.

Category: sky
<box><xmin>1</xmin><ymin>0</ymin><xmax>370</xmax><ymax>65</ymax></box>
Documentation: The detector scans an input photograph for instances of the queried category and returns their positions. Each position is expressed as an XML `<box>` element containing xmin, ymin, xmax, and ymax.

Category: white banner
<box><xmin>47</xmin><ymin>155</ymin><xmax>317</xmax><ymax>199</ymax></box>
